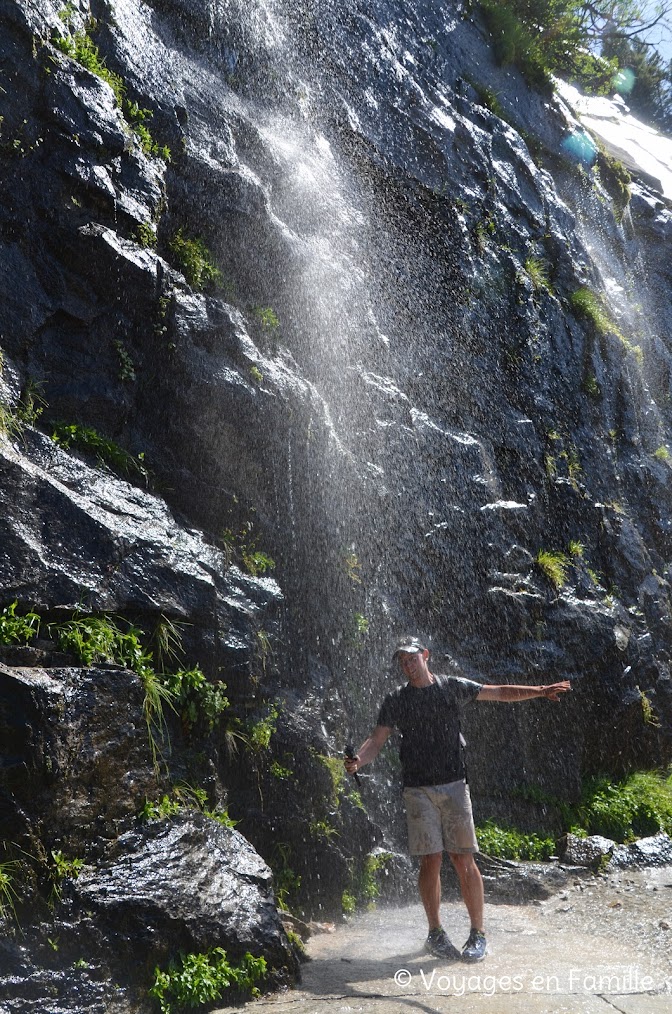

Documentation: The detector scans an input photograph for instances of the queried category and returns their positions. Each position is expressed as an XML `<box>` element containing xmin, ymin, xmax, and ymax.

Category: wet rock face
<box><xmin>1</xmin><ymin>0</ymin><xmax>672</xmax><ymax>1005</ymax></box>
<box><xmin>67</xmin><ymin>815</ymin><xmax>296</xmax><ymax>976</ymax></box>
<box><xmin>0</xmin><ymin>663</ymin><xmax>154</xmax><ymax>852</ymax></box>
<box><xmin>0</xmin><ymin>817</ymin><xmax>295</xmax><ymax>1013</ymax></box>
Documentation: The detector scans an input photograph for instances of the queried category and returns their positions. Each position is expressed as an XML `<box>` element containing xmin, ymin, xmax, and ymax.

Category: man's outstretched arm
<box><xmin>476</xmin><ymin>681</ymin><xmax>571</xmax><ymax>702</ymax></box>
<box><xmin>344</xmin><ymin>725</ymin><xmax>392</xmax><ymax>773</ymax></box>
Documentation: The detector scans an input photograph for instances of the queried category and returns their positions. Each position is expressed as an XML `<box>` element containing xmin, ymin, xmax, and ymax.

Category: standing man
<box><xmin>344</xmin><ymin>637</ymin><xmax>571</xmax><ymax>963</ymax></box>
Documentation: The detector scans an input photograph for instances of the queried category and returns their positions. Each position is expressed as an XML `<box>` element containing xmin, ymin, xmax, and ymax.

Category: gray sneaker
<box><xmin>461</xmin><ymin>928</ymin><xmax>487</xmax><ymax>962</ymax></box>
<box><xmin>424</xmin><ymin>927</ymin><xmax>461</xmax><ymax>960</ymax></box>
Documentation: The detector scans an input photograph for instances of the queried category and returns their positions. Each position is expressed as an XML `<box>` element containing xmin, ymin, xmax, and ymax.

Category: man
<box><xmin>344</xmin><ymin>637</ymin><xmax>571</xmax><ymax>963</ymax></box>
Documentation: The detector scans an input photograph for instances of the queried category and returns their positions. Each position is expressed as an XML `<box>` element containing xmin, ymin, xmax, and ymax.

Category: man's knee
<box><xmin>448</xmin><ymin>851</ymin><xmax>480</xmax><ymax>875</ymax></box>
<box><xmin>419</xmin><ymin>851</ymin><xmax>443</xmax><ymax>872</ymax></box>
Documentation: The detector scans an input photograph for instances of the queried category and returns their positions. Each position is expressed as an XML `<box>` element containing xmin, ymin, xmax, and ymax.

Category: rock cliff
<box><xmin>1</xmin><ymin>0</ymin><xmax>671</xmax><ymax>1009</ymax></box>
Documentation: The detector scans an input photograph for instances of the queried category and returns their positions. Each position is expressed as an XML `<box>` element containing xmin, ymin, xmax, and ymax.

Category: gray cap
<box><xmin>392</xmin><ymin>637</ymin><xmax>427</xmax><ymax>660</ymax></box>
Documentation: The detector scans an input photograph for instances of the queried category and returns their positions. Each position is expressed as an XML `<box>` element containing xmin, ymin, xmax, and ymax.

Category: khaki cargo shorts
<box><xmin>402</xmin><ymin>780</ymin><xmax>479</xmax><ymax>855</ymax></box>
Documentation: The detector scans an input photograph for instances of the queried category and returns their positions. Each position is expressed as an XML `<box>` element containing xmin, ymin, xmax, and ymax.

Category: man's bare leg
<box><xmin>418</xmin><ymin>851</ymin><xmax>443</xmax><ymax>929</ymax></box>
<box><xmin>449</xmin><ymin>852</ymin><xmax>484</xmax><ymax>930</ymax></box>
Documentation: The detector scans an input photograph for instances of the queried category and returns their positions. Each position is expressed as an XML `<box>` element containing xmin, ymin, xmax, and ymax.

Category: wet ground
<box><xmin>216</xmin><ymin>867</ymin><xmax>672</xmax><ymax>1013</ymax></box>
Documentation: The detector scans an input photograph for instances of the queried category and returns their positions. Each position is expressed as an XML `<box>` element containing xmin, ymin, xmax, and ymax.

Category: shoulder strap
<box><xmin>434</xmin><ymin>674</ymin><xmax>467</xmax><ymax>748</ymax></box>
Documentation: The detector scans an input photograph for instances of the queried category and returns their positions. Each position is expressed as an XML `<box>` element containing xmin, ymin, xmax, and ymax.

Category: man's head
<box><xmin>392</xmin><ymin>637</ymin><xmax>431</xmax><ymax>685</ymax></box>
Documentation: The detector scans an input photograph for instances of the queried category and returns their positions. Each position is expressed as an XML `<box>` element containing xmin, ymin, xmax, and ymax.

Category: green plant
<box><xmin>252</xmin><ymin>307</ymin><xmax>280</xmax><ymax>330</ymax></box>
<box><xmin>353</xmin><ymin>613</ymin><xmax>369</xmax><ymax>637</ymax></box>
<box><xmin>242</xmin><ymin>549</ymin><xmax>275</xmax><ymax>577</ymax></box>
<box><xmin>285</xmin><ymin>928</ymin><xmax>307</xmax><ymax>958</ymax></box>
<box><xmin>249</xmin><ymin>704</ymin><xmax>279</xmax><ymax>752</ymax></box>
<box><xmin>51</xmin><ymin>615</ymin><xmax>149</xmax><ymax>669</ymax></box>
<box><xmin>270</xmin><ymin>843</ymin><xmax>301</xmax><ymax>911</ymax></box>
<box><xmin>51</xmin><ymin>422</ymin><xmax>150</xmax><ymax>484</ymax></box>
<box><xmin>0</xmin><ymin>601</ymin><xmax>41</xmax><ymax>645</ymax></box>
<box><xmin>113</xmin><ymin>340</ymin><xmax>136</xmax><ymax>382</ymax></box>
<box><xmin>582</xmin><ymin>373</ymin><xmax>600</xmax><ymax>397</ymax></box>
<box><xmin>151</xmin><ymin>615</ymin><xmax>185</xmax><ymax>672</ymax></box>
<box><xmin>567</xmin><ymin>540</ymin><xmax>584</xmax><ymax>558</ymax></box>
<box><xmin>149</xmin><ymin>948</ymin><xmax>267</xmax><ymax>1014</ymax></box>
<box><xmin>53</xmin><ymin>16</ymin><xmax>170</xmax><ymax>161</ymax></box>
<box><xmin>161</xmin><ymin>666</ymin><xmax>230</xmax><ymax>732</ymax></box>
<box><xmin>341</xmin><ymin>890</ymin><xmax>356</xmax><ymax>915</ymax></box>
<box><xmin>570</xmin><ymin>287</ymin><xmax>643</xmax><ymax>361</ymax></box>
<box><xmin>124</xmin><ymin>101</ymin><xmax>171</xmax><ymax>160</ymax></box>
<box><xmin>596</xmin><ymin>149</ymin><xmax>631</xmax><ymax>220</ymax></box>
<box><xmin>654</xmin><ymin>445</ymin><xmax>670</xmax><ymax>463</ymax></box>
<box><xmin>249</xmin><ymin>365</ymin><xmax>264</xmax><ymax>385</ymax></box>
<box><xmin>344</xmin><ymin>551</ymin><xmax>362</xmax><ymax>584</ymax></box>
<box><xmin>357</xmin><ymin>852</ymin><xmax>392</xmax><ymax>903</ymax></box>
<box><xmin>53</xmin><ymin>21</ymin><xmax>125</xmax><ymax>105</ymax></box>
<box><xmin>270</xmin><ymin>760</ymin><xmax>294</xmax><ymax>780</ymax></box>
<box><xmin>50</xmin><ymin>614</ymin><xmax>172</xmax><ymax>773</ymax></box>
<box><xmin>469</xmin><ymin>80</ymin><xmax>504</xmax><ymax>118</ymax></box>
<box><xmin>524</xmin><ymin>256</ymin><xmax>552</xmax><ymax>294</ymax></box>
<box><xmin>535</xmin><ymin>549</ymin><xmax>570</xmax><ymax>589</ymax></box>
<box><xmin>309</xmin><ymin>820</ymin><xmax>339</xmax><ymax>841</ymax></box>
<box><xmin>140</xmin><ymin>667</ymin><xmax>176</xmax><ymax>774</ymax></box>
<box><xmin>0</xmin><ymin>861</ymin><xmax>19</xmax><ymax>923</ymax></box>
<box><xmin>570</xmin><ymin>287</ymin><xmax>617</xmax><ymax>335</ymax></box>
<box><xmin>136</xmin><ymin>221</ymin><xmax>157</xmax><ymax>249</ymax></box>
<box><xmin>478</xmin><ymin>0</ymin><xmax>618</xmax><ymax>94</ymax></box>
<box><xmin>574</xmin><ymin>771</ymin><xmax>672</xmax><ymax>842</ymax></box>
<box><xmin>49</xmin><ymin>849</ymin><xmax>84</xmax><ymax>903</ymax></box>
<box><xmin>475</xmin><ymin>820</ymin><xmax>555</xmax><ymax>860</ymax></box>
<box><xmin>318</xmin><ymin>754</ymin><xmax>347</xmax><ymax>806</ymax></box>
<box><xmin>168</xmin><ymin>229</ymin><xmax>221</xmax><ymax>291</ymax></box>
<box><xmin>638</xmin><ymin>688</ymin><xmax>661</xmax><ymax>728</ymax></box>
<box><xmin>140</xmin><ymin>785</ymin><xmax>238</xmax><ymax>828</ymax></box>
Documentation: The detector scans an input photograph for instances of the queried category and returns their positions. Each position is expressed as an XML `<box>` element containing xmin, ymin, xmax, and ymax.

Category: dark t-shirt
<box><xmin>377</xmin><ymin>675</ymin><xmax>482</xmax><ymax>788</ymax></box>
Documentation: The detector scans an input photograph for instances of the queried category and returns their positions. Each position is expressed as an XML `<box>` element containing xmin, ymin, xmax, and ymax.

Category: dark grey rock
<box><xmin>67</xmin><ymin>814</ymin><xmax>297</xmax><ymax>975</ymax></box>
<box><xmin>0</xmin><ymin>663</ymin><xmax>155</xmax><ymax>850</ymax></box>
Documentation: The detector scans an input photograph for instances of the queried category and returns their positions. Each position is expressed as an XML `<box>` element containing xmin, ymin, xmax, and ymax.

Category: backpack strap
<box><xmin>434</xmin><ymin>673</ymin><xmax>469</xmax><ymax>783</ymax></box>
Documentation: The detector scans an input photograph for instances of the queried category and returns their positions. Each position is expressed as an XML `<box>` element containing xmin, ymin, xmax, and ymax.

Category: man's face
<box><xmin>397</xmin><ymin>649</ymin><xmax>429</xmax><ymax>684</ymax></box>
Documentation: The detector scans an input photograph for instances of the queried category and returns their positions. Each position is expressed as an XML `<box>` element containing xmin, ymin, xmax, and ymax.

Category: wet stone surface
<box><xmin>215</xmin><ymin>866</ymin><xmax>672</xmax><ymax>1014</ymax></box>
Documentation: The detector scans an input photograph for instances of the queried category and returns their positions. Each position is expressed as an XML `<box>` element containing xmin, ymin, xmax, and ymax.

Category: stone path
<box><xmin>215</xmin><ymin>867</ymin><xmax>672</xmax><ymax>1014</ymax></box>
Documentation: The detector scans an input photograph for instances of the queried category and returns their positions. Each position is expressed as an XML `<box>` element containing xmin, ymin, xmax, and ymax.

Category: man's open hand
<box><xmin>540</xmin><ymin>681</ymin><xmax>572</xmax><ymax>701</ymax></box>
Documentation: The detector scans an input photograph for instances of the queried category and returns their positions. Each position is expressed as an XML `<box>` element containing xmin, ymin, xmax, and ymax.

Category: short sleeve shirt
<box><xmin>377</xmin><ymin>674</ymin><xmax>482</xmax><ymax>787</ymax></box>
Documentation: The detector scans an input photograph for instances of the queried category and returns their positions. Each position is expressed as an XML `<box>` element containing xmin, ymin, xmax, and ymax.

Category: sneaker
<box><xmin>461</xmin><ymin>928</ymin><xmax>487</xmax><ymax>963</ymax></box>
<box><xmin>424</xmin><ymin>927</ymin><xmax>461</xmax><ymax>960</ymax></box>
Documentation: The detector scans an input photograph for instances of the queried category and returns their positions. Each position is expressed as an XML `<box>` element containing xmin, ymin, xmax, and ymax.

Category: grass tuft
<box><xmin>535</xmin><ymin>549</ymin><xmax>570</xmax><ymax>589</ymax></box>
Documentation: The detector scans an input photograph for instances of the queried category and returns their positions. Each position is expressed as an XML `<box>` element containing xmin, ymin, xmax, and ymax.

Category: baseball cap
<box><xmin>392</xmin><ymin>637</ymin><xmax>427</xmax><ymax>660</ymax></box>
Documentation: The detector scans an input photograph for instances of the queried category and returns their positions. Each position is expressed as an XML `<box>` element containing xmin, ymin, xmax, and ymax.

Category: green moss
<box><xmin>654</xmin><ymin>445</ymin><xmax>670</xmax><ymax>462</ymax></box>
<box><xmin>570</xmin><ymin>288</ymin><xmax>643</xmax><ymax>362</ymax></box>
<box><xmin>596</xmin><ymin>149</ymin><xmax>631</xmax><ymax>220</ymax></box>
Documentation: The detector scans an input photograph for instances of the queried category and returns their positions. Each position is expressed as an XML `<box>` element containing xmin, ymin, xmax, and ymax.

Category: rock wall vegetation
<box><xmin>1</xmin><ymin>0</ymin><xmax>672</xmax><ymax>1009</ymax></box>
